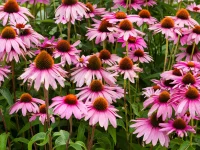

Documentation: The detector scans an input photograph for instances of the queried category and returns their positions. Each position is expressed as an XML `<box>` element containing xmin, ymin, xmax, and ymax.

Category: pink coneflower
<box><xmin>109</xmin><ymin>19</ymin><xmax>144</xmax><ymax>41</ymax></box>
<box><xmin>142</xmin><ymin>85</ymin><xmax>161</xmax><ymax>98</ymax></box>
<box><xmin>29</xmin><ymin>104</ymin><xmax>55</xmax><ymax>125</ymax></box>
<box><xmin>142</xmin><ymin>0</ymin><xmax>156</xmax><ymax>7</ymax></box>
<box><xmin>11</xmin><ymin>21</ymin><xmax>44</xmax><ymax>48</ymax></box>
<box><xmin>102</xmin><ymin>11</ymin><xmax>135</xmax><ymax>24</ymax></box>
<box><xmin>19</xmin><ymin>51</ymin><xmax>67</xmax><ymax>91</ymax></box>
<box><xmin>84</xmin><ymin>97</ymin><xmax>121</xmax><ymax>130</ymax></box>
<box><xmin>108</xmin><ymin>57</ymin><xmax>142</xmax><ymax>83</ymax></box>
<box><xmin>10</xmin><ymin>93</ymin><xmax>44</xmax><ymax>116</ymax></box>
<box><xmin>85</xmin><ymin>2</ymin><xmax>106</xmax><ymax>18</ymax></box>
<box><xmin>128</xmin><ymin>49</ymin><xmax>153</xmax><ymax>63</ymax></box>
<box><xmin>151</xmin><ymin>78</ymin><xmax>176</xmax><ymax>91</ymax></box>
<box><xmin>76</xmin><ymin>80</ymin><xmax>124</xmax><ymax>103</ymax></box>
<box><xmin>171</xmin><ymin>72</ymin><xmax>200</xmax><ymax>89</ymax></box>
<box><xmin>113</xmin><ymin>0</ymin><xmax>143</xmax><ymax>11</ymax></box>
<box><xmin>130</xmin><ymin>113</ymin><xmax>170</xmax><ymax>147</ymax></box>
<box><xmin>86</xmin><ymin>19</ymin><xmax>115</xmax><ymax>44</ymax></box>
<box><xmin>97</xmin><ymin>49</ymin><xmax>120</xmax><ymax>66</ymax></box>
<box><xmin>0</xmin><ymin>0</ymin><xmax>33</xmax><ymax>26</ymax></box>
<box><xmin>17</xmin><ymin>0</ymin><xmax>49</xmax><ymax>4</ymax></box>
<box><xmin>169</xmin><ymin>30</ymin><xmax>188</xmax><ymax>46</ymax></box>
<box><xmin>0</xmin><ymin>50</ymin><xmax>23</xmax><ymax>63</ymax></box>
<box><xmin>171</xmin><ymin>86</ymin><xmax>200</xmax><ymax>117</ymax></box>
<box><xmin>170</xmin><ymin>9</ymin><xmax>198</xmax><ymax>27</ymax></box>
<box><xmin>187</xmin><ymin>3</ymin><xmax>200</xmax><ymax>13</ymax></box>
<box><xmin>160</xmin><ymin>68</ymin><xmax>183</xmax><ymax>80</ymax></box>
<box><xmin>143</xmin><ymin>90</ymin><xmax>176</xmax><ymax>120</ymax></box>
<box><xmin>55</xmin><ymin>0</ymin><xmax>88</xmax><ymax>24</ymax></box>
<box><xmin>71</xmin><ymin>55</ymin><xmax>116</xmax><ymax>87</ymax></box>
<box><xmin>173</xmin><ymin>61</ymin><xmax>200</xmax><ymax>73</ymax></box>
<box><xmin>176</xmin><ymin>45</ymin><xmax>200</xmax><ymax>61</ymax></box>
<box><xmin>54</xmin><ymin>39</ymin><xmax>80</xmax><ymax>66</ymax></box>
<box><xmin>50</xmin><ymin>94</ymin><xmax>86</xmax><ymax>119</ymax></box>
<box><xmin>184</xmin><ymin>25</ymin><xmax>200</xmax><ymax>44</ymax></box>
<box><xmin>0</xmin><ymin>66</ymin><xmax>10</xmax><ymax>86</ymax></box>
<box><xmin>74</xmin><ymin>55</ymin><xmax>89</xmax><ymax>68</ymax></box>
<box><xmin>160</xmin><ymin>117</ymin><xmax>195</xmax><ymax>137</ymax></box>
<box><xmin>118</xmin><ymin>36</ymin><xmax>147</xmax><ymax>50</ymax></box>
<box><xmin>131</xmin><ymin>9</ymin><xmax>157</xmax><ymax>26</ymax></box>
<box><xmin>149</xmin><ymin>17</ymin><xmax>181</xmax><ymax>39</ymax></box>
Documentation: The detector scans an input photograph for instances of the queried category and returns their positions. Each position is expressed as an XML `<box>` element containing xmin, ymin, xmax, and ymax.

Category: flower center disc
<box><xmin>62</xmin><ymin>0</ymin><xmax>77</xmax><ymax>5</ymax></box>
<box><xmin>173</xmin><ymin>118</ymin><xmax>186</xmax><ymax>130</ymax></box>
<box><xmin>158</xmin><ymin>91</ymin><xmax>170</xmax><ymax>103</ymax></box>
<box><xmin>16</xmin><ymin>24</ymin><xmax>25</xmax><ymax>29</ymax></box>
<box><xmin>182</xmin><ymin>73</ymin><xmax>196</xmax><ymax>85</ymax></box>
<box><xmin>172</xmin><ymin>68</ymin><xmax>182</xmax><ymax>76</ymax></box>
<box><xmin>39</xmin><ymin>104</ymin><xmax>46</xmax><ymax>114</ymax></box>
<box><xmin>152</xmin><ymin>85</ymin><xmax>160</xmax><ymax>90</ymax></box>
<box><xmin>119</xmin><ymin>57</ymin><xmax>133</xmax><ymax>70</ymax></box>
<box><xmin>176</xmin><ymin>9</ymin><xmax>190</xmax><ymax>20</ymax></box>
<box><xmin>4</xmin><ymin>0</ymin><xmax>19</xmax><ymax>13</ymax></box>
<box><xmin>186</xmin><ymin>45</ymin><xmax>198</xmax><ymax>55</ymax></box>
<box><xmin>187</xmin><ymin>62</ymin><xmax>195</xmax><ymax>67</ymax></box>
<box><xmin>86</xmin><ymin>2</ymin><xmax>94</xmax><ymax>12</ymax></box>
<box><xmin>87</xmin><ymin>55</ymin><xmax>102</xmax><ymax>70</ymax></box>
<box><xmin>119</xmin><ymin>19</ymin><xmax>133</xmax><ymax>31</ymax></box>
<box><xmin>90</xmin><ymin>80</ymin><xmax>104</xmax><ymax>92</ymax></box>
<box><xmin>1</xmin><ymin>27</ymin><xmax>16</xmax><ymax>39</ymax></box>
<box><xmin>64</xmin><ymin>94</ymin><xmax>77</xmax><ymax>105</ymax></box>
<box><xmin>99</xmin><ymin>49</ymin><xmax>111</xmax><ymax>60</ymax></box>
<box><xmin>115</xmin><ymin>11</ymin><xmax>127</xmax><ymax>19</ymax></box>
<box><xmin>193</xmin><ymin>7</ymin><xmax>199</xmax><ymax>11</ymax></box>
<box><xmin>164</xmin><ymin>79</ymin><xmax>175</xmax><ymax>87</ymax></box>
<box><xmin>98</xmin><ymin>19</ymin><xmax>112</xmax><ymax>32</ymax></box>
<box><xmin>161</xmin><ymin>17</ymin><xmax>174</xmax><ymax>29</ymax></box>
<box><xmin>150</xmin><ymin>113</ymin><xmax>163</xmax><ymax>127</ymax></box>
<box><xmin>185</xmin><ymin>86</ymin><xmax>199</xmax><ymax>99</ymax></box>
<box><xmin>35</xmin><ymin>51</ymin><xmax>54</xmax><ymax>70</ymax></box>
<box><xmin>56</xmin><ymin>40</ymin><xmax>71</xmax><ymax>52</ymax></box>
<box><xmin>193</xmin><ymin>26</ymin><xmax>200</xmax><ymax>34</ymax></box>
<box><xmin>41</xmin><ymin>48</ymin><xmax>55</xmax><ymax>56</ymax></box>
<box><xmin>138</xmin><ymin>9</ymin><xmax>151</xmax><ymax>18</ymax></box>
<box><xmin>93</xmin><ymin>97</ymin><xmax>108</xmax><ymax>111</ymax></box>
<box><xmin>21</xmin><ymin>29</ymin><xmax>31</xmax><ymax>36</ymax></box>
<box><xmin>128</xmin><ymin>36</ymin><xmax>136</xmax><ymax>43</ymax></box>
<box><xmin>20</xmin><ymin>93</ymin><xmax>32</xmax><ymax>102</ymax></box>
<box><xmin>134</xmin><ymin>49</ymin><xmax>144</xmax><ymax>57</ymax></box>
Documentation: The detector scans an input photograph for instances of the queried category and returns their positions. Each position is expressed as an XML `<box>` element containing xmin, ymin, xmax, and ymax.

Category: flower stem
<box><xmin>66</xmin><ymin>117</ymin><xmax>73</xmax><ymax>150</ymax></box>
<box><xmin>190</xmin><ymin>119</ymin><xmax>194</xmax><ymax>145</ymax></box>
<box><xmin>68</xmin><ymin>21</ymin><xmax>71</xmax><ymax>42</ymax></box>
<box><xmin>103</xmin><ymin>40</ymin><xmax>106</xmax><ymax>49</ymax></box>
<box><xmin>28</xmin><ymin>116</ymin><xmax>37</xmax><ymax>150</ymax></box>
<box><xmin>124</xmin><ymin>79</ymin><xmax>129</xmax><ymax>141</ymax></box>
<box><xmin>0</xmin><ymin>109</ymin><xmax>11</xmax><ymax>150</ymax></box>
<box><xmin>126</xmin><ymin>41</ymin><xmax>128</xmax><ymax>56</ymax></box>
<box><xmin>87</xmin><ymin>126</ymin><xmax>95</xmax><ymax>150</ymax></box>
<box><xmin>190</xmin><ymin>42</ymin><xmax>196</xmax><ymax>61</ymax></box>
<box><xmin>43</xmin><ymin>87</ymin><xmax>52</xmax><ymax>150</ymax></box>
<box><xmin>11</xmin><ymin>60</ymin><xmax>16</xmax><ymax>102</ymax></box>
<box><xmin>163</xmin><ymin>39</ymin><xmax>168</xmax><ymax>71</ymax></box>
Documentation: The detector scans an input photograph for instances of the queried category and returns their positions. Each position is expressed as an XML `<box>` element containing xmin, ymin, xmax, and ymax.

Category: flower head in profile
<box><xmin>50</xmin><ymin>94</ymin><xmax>86</xmax><ymax>119</ymax></box>
<box><xmin>85</xmin><ymin>2</ymin><xmax>106</xmax><ymax>18</ymax></box>
<box><xmin>76</xmin><ymin>80</ymin><xmax>124</xmax><ymax>103</ymax></box>
<box><xmin>113</xmin><ymin>0</ymin><xmax>143</xmax><ymax>11</ymax></box>
<box><xmin>187</xmin><ymin>3</ymin><xmax>200</xmax><ymax>13</ymax></box>
<box><xmin>130</xmin><ymin>113</ymin><xmax>170</xmax><ymax>147</ymax></box>
<box><xmin>160</xmin><ymin>117</ymin><xmax>195</xmax><ymax>137</ymax></box>
<box><xmin>142</xmin><ymin>0</ymin><xmax>156</xmax><ymax>7</ymax></box>
<box><xmin>29</xmin><ymin>104</ymin><xmax>55</xmax><ymax>125</ymax></box>
<box><xmin>86</xmin><ymin>19</ymin><xmax>115</xmax><ymax>44</ymax></box>
<box><xmin>17</xmin><ymin>0</ymin><xmax>50</xmax><ymax>4</ymax></box>
<box><xmin>71</xmin><ymin>55</ymin><xmax>116</xmax><ymax>87</ymax></box>
<box><xmin>160</xmin><ymin>68</ymin><xmax>182</xmax><ymax>80</ymax></box>
<box><xmin>173</xmin><ymin>61</ymin><xmax>200</xmax><ymax>73</ymax></box>
<box><xmin>37</xmin><ymin>36</ymin><xmax>56</xmax><ymax>55</ymax></box>
<box><xmin>184</xmin><ymin>25</ymin><xmax>200</xmax><ymax>44</ymax></box>
<box><xmin>55</xmin><ymin>0</ymin><xmax>88</xmax><ymax>24</ymax></box>
<box><xmin>10</xmin><ymin>93</ymin><xmax>44</xmax><ymax>116</ymax></box>
<box><xmin>151</xmin><ymin>78</ymin><xmax>176</xmax><ymax>91</ymax></box>
<box><xmin>0</xmin><ymin>66</ymin><xmax>10</xmax><ymax>86</ymax></box>
<box><xmin>0</xmin><ymin>0</ymin><xmax>33</xmax><ymax>26</ymax></box>
<box><xmin>74</xmin><ymin>55</ymin><xmax>89</xmax><ymax>68</ymax></box>
<box><xmin>19</xmin><ymin>51</ymin><xmax>67</xmax><ymax>91</ymax></box>
<box><xmin>142</xmin><ymin>84</ymin><xmax>161</xmax><ymax>98</ymax></box>
<box><xmin>108</xmin><ymin>57</ymin><xmax>142</xmax><ymax>83</ymax></box>
<box><xmin>128</xmin><ymin>49</ymin><xmax>153</xmax><ymax>63</ymax></box>
<box><xmin>54</xmin><ymin>39</ymin><xmax>80</xmax><ymax>66</ymax></box>
<box><xmin>118</xmin><ymin>36</ymin><xmax>147</xmax><ymax>50</ymax></box>
<box><xmin>85</xmin><ymin>97</ymin><xmax>121</xmax><ymax>130</ymax></box>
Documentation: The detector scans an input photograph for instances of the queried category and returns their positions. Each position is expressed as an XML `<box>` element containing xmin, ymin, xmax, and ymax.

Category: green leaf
<box><xmin>108</xmin><ymin>127</ymin><xmax>116</xmax><ymax>145</ymax></box>
<box><xmin>13</xmin><ymin>137</ymin><xmax>29</xmax><ymax>144</ymax></box>
<box><xmin>0</xmin><ymin>132</ymin><xmax>10</xmax><ymax>150</ymax></box>
<box><xmin>54</xmin><ymin>130</ymin><xmax>70</xmax><ymax>149</ymax></box>
<box><xmin>131</xmin><ymin>103</ymin><xmax>140</xmax><ymax>117</ymax></box>
<box><xmin>37</xmin><ymin>132</ymin><xmax>49</xmax><ymax>146</ymax></box>
<box><xmin>74</xmin><ymin>141</ymin><xmax>87</xmax><ymax>150</ymax></box>
<box><xmin>171</xmin><ymin>138</ymin><xmax>184</xmax><ymax>145</ymax></box>
<box><xmin>0</xmin><ymin>88</ymin><xmax>13</xmax><ymax>106</ymax></box>
<box><xmin>77</xmin><ymin>122</ymin><xmax>86</xmax><ymax>141</ymax></box>
<box><xmin>179</xmin><ymin>141</ymin><xmax>190</xmax><ymax>150</ymax></box>
<box><xmin>69</xmin><ymin>142</ymin><xmax>82</xmax><ymax>150</ymax></box>
<box><xmin>18</xmin><ymin>120</ymin><xmax>39</xmax><ymax>135</ymax></box>
<box><xmin>28</xmin><ymin>132</ymin><xmax>46</xmax><ymax>150</ymax></box>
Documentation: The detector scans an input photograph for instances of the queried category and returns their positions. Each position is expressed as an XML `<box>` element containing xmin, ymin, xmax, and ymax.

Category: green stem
<box><xmin>68</xmin><ymin>21</ymin><xmax>71</xmax><ymax>42</ymax></box>
<box><xmin>66</xmin><ymin>117</ymin><xmax>73</xmax><ymax>150</ymax></box>
<box><xmin>124</xmin><ymin>79</ymin><xmax>129</xmax><ymax>141</ymax></box>
<box><xmin>190</xmin><ymin>43</ymin><xmax>196</xmax><ymax>61</ymax></box>
<box><xmin>190</xmin><ymin>119</ymin><xmax>194</xmax><ymax>145</ymax></box>
<box><xmin>126</xmin><ymin>41</ymin><xmax>128</xmax><ymax>56</ymax></box>
<box><xmin>103</xmin><ymin>40</ymin><xmax>106</xmax><ymax>49</ymax></box>
<box><xmin>87</xmin><ymin>126</ymin><xmax>95</xmax><ymax>150</ymax></box>
<box><xmin>163</xmin><ymin>39</ymin><xmax>168</xmax><ymax>71</ymax></box>
<box><xmin>170</xmin><ymin>35</ymin><xmax>180</xmax><ymax>69</ymax></box>
<box><xmin>11</xmin><ymin>60</ymin><xmax>16</xmax><ymax>102</ymax></box>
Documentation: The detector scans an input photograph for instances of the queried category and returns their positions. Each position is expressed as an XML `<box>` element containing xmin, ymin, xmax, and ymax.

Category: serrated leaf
<box><xmin>108</xmin><ymin>127</ymin><xmax>116</xmax><ymax>145</ymax></box>
<box><xmin>0</xmin><ymin>88</ymin><xmax>13</xmax><ymax>106</ymax></box>
<box><xmin>28</xmin><ymin>132</ymin><xmax>46</xmax><ymax>150</ymax></box>
<box><xmin>13</xmin><ymin>137</ymin><xmax>29</xmax><ymax>144</ymax></box>
<box><xmin>179</xmin><ymin>141</ymin><xmax>190</xmax><ymax>150</ymax></box>
<box><xmin>0</xmin><ymin>132</ymin><xmax>10</xmax><ymax>150</ymax></box>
